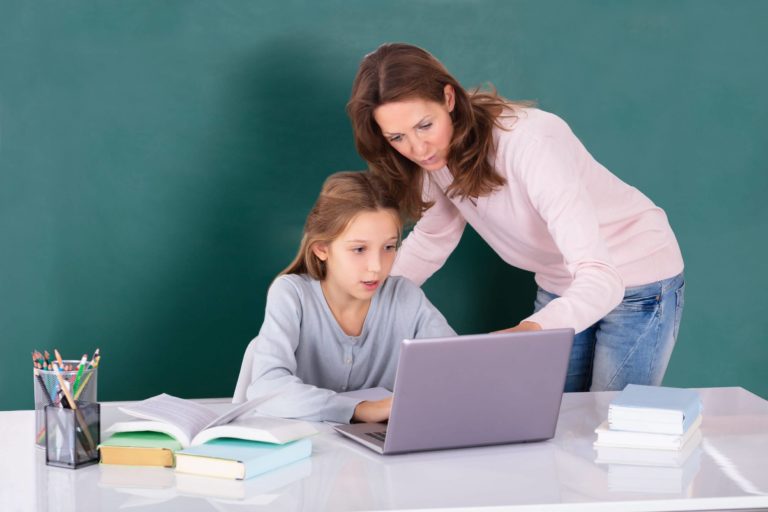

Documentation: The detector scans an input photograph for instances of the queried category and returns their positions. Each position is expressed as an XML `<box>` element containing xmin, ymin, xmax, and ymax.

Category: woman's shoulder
<box><xmin>496</xmin><ymin>107</ymin><xmax>572</xmax><ymax>139</ymax></box>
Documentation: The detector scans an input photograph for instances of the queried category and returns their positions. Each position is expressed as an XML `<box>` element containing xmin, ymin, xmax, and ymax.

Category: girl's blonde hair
<box><xmin>281</xmin><ymin>171</ymin><xmax>402</xmax><ymax>280</ymax></box>
<box><xmin>347</xmin><ymin>43</ymin><xmax>531</xmax><ymax>222</ymax></box>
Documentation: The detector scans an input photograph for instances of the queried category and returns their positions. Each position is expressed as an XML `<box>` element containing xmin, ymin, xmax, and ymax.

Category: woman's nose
<box><xmin>411</xmin><ymin>136</ymin><xmax>428</xmax><ymax>157</ymax></box>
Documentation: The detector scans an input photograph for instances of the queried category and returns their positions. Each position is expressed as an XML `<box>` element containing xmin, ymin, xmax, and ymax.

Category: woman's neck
<box><xmin>320</xmin><ymin>281</ymin><xmax>371</xmax><ymax>337</ymax></box>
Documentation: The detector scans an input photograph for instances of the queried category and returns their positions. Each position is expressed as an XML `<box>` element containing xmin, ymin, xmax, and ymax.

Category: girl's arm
<box><xmin>351</xmin><ymin>279</ymin><xmax>456</xmax><ymax>423</ymax></box>
<box><xmin>511</xmin><ymin>129</ymin><xmax>625</xmax><ymax>333</ymax></box>
<box><xmin>391</xmin><ymin>178</ymin><xmax>467</xmax><ymax>286</ymax></box>
<box><xmin>241</xmin><ymin>278</ymin><xmax>363</xmax><ymax>423</ymax></box>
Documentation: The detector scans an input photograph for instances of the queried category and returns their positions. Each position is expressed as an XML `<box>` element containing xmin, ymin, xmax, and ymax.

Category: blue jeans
<box><xmin>534</xmin><ymin>273</ymin><xmax>685</xmax><ymax>392</ymax></box>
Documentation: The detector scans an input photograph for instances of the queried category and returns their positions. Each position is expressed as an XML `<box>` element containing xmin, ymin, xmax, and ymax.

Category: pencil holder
<box><xmin>45</xmin><ymin>401</ymin><xmax>101</xmax><ymax>469</ymax></box>
<box><xmin>33</xmin><ymin>361</ymin><xmax>98</xmax><ymax>448</ymax></box>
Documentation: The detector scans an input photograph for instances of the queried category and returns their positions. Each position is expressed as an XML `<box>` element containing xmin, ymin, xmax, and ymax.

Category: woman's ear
<box><xmin>311</xmin><ymin>242</ymin><xmax>329</xmax><ymax>262</ymax></box>
<box><xmin>443</xmin><ymin>84</ymin><xmax>456</xmax><ymax>113</ymax></box>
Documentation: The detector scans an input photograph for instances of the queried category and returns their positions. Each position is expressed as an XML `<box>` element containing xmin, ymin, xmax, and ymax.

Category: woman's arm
<box><xmin>391</xmin><ymin>178</ymin><xmax>467</xmax><ymax>286</ymax></box>
<box><xmin>242</xmin><ymin>278</ymin><xmax>363</xmax><ymax>422</ymax></box>
<box><xmin>511</xmin><ymin>130</ymin><xmax>625</xmax><ymax>333</ymax></box>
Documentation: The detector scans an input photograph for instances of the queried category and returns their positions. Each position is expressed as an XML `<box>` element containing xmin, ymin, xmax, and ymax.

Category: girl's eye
<box><xmin>388</xmin><ymin>135</ymin><xmax>403</xmax><ymax>143</ymax></box>
<box><xmin>352</xmin><ymin>247</ymin><xmax>365</xmax><ymax>254</ymax></box>
<box><xmin>418</xmin><ymin>122</ymin><xmax>432</xmax><ymax>130</ymax></box>
<box><xmin>385</xmin><ymin>244</ymin><xmax>397</xmax><ymax>251</ymax></box>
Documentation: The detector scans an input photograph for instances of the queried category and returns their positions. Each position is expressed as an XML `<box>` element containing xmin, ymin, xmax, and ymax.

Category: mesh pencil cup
<box><xmin>45</xmin><ymin>401</ymin><xmax>100</xmax><ymax>469</ymax></box>
<box><xmin>33</xmin><ymin>361</ymin><xmax>98</xmax><ymax>448</ymax></box>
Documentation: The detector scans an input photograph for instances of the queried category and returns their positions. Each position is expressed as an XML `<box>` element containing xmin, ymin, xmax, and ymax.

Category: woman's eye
<box><xmin>418</xmin><ymin>123</ymin><xmax>432</xmax><ymax>130</ymax></box>
<box><xmin>385</xmin><ymin>244</ymin><xmax>397</xmax><ymax>251</ymax></box>
<box><xmin>388</xmin><ymin>135</ymin><xmax>403</xmax><ymax>143</ymax></box>
<box><xmin>352</xmin><ymin>247</ymin><xmax>365</xmax><ymax>254</ymax></box>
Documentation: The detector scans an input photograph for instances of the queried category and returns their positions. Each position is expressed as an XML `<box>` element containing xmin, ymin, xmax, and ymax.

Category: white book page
<box><xmin>118</xmin><ymin>394</ymin><xmax>219</xmax><ymax>445</ymax></box>
<box><xmin>191</xmin><ymin>415</ymin><xmax>318</xmax><ymax>446</ymax></box>
<box><xmin>200</xmin><ymin>392</ymin><xmax>282</xmax><ymax>431</ymax></box>
<box><xmin>116</xmin><ymin>392</ymin><xmax>284</xmax><ymax>447</ymax></box>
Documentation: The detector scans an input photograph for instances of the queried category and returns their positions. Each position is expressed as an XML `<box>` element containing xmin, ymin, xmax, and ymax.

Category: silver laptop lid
<box><xmin>383</xmin><ymin>328</ymin><xmax>574</xmax><ymax>454</ymax></box>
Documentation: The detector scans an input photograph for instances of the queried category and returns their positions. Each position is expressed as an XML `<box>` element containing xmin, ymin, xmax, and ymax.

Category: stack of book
<box><xmin>593</xmin><ymin>384</ymin><xmax>703</xmax><ymax>493</ymax></box>
<box><xmin>98</xmin><ymin>394</ymin><xmax>317</xmax><ymax>481</ymax></box>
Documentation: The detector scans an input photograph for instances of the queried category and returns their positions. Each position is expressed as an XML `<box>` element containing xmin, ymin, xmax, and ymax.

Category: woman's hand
<box><xmin>352</xmin><ymin>397</ymin><xmax>393</xmax><ymax>423</ymax></box>
<box><xmin>494</xmin><ymin>321</ymin><xmax>542</xmax><ymax>334</ymax></box>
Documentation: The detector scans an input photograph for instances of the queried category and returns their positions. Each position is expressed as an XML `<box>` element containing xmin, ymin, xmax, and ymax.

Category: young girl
<box><xmin>347</xmin><ymin>43</ymin><xmax>685</xmax><ymax>393</ymax></box>
<box><xmin>233</xmin><ymin>171</ymin><xmax>455</xmax><ymax>423</ymax></box>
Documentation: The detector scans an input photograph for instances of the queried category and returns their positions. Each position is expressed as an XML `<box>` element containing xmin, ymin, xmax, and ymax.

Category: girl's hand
<box><xmin>493</xmin><ymin>321</ymin><xmax>542</xmax><ymax>334</ymax></box>
<box><xmin>352</xmin><ymin>397</ymin><xmax>393</xmax><ymax>423</ymax></box>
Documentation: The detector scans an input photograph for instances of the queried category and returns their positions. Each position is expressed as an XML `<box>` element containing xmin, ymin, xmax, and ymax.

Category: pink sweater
<box><xmin>391</xmin><ymin>108</ymin><xmax>684</xmax><ymax>333</ymax></box>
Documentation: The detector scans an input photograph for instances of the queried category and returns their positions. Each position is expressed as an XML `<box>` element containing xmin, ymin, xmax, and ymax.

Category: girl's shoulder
<box><xmin>380</xmin><ymin>275</ymin><xmax>427</xmax><ymax>305</ymax></box>
<box><xmin>268</xmin><ymin>273</ymin><xmax>317</xmax><ymax>302</ymax></box>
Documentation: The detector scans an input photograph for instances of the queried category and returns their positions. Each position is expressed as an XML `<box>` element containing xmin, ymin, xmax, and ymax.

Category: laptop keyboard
<box><xmin>365</xmin><ymin>431</ymin><xmax>387</xmax><ymax>443</ymax></box>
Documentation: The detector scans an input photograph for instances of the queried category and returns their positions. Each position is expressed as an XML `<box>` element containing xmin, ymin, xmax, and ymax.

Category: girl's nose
<box><xmin>368</xmin><ymin>253</ymin><xmax>381</xmax><ymax>273</ymax></box>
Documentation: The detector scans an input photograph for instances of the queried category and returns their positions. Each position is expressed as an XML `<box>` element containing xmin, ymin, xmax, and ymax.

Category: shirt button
<box><xmin>345</xmin><ymin>358</ymin><xmax>352</xmax><ymax>365</ymax></box>
<box><xmin>341</xmin><ymin>386</ymin><xmax>347</xmax><ymax>391</ymax></box>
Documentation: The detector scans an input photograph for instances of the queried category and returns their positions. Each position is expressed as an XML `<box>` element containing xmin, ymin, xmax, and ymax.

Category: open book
<box><xmin>106</xmin><ymin>393</ymin><xmax>318</xmax><ymax>448</ymax></box>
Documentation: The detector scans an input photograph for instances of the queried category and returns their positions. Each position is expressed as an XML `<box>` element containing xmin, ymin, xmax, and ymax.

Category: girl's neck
<box><xmin>320</xmin><ymin>281</ymin><xmax>372</xmax><ymax>337</ymax></box>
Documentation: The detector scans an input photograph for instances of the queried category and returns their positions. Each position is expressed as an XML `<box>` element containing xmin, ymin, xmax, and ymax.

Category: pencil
<box><xmin>73</xmin><ymin>354</ymin><xmax>87</xmax><ymax>394</ymax></box>
<box><xmin>52</xmin><ymin>363</ymin><xmax>75</xmax><ymax>409</ymax></box>
<box><xmin>32</xmin><ymin>353</ymin><xmax>54</xmax><ymax>407</ymax></box>
<box><xmin>73</xmin><ymin>353</ymin><xmax>100</xmax><ymax>401</ymax></box>
<box><xmin>54</xmin><ymin>349</ymin><xmax>64</xmax><ymax>368</ymax></box>
<box><xmin>52</xmin><ymin>362</ymin><xmax>96</xmax><ymax>452</ymax></box>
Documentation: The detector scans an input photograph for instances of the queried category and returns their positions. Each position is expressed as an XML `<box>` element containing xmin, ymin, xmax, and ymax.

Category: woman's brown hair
<box><xmin>347</xmin><ymin>43</ymin><xmax>528</xmax><ymax>222</ymax></box>
<box><xmin>281</xmin><ymin>171</ymin><xmax>402</xmax><ymax>280</ymax></box>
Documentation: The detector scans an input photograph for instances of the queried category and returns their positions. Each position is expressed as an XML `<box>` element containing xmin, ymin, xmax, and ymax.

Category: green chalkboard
<box><xmin>2</xmin><ymin>0</ymin><xmax>767</xmax><ymax>410</ymax></box>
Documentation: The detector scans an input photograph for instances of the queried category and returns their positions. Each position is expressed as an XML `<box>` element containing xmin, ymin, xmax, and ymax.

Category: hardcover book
<box><xmin>595</xmin><ymin>429</ymin><xmax>703</xmax><ymax>466</ymax></box>
<box><xmin>608</xmin><ymin>385</ymin><xmax>702</xmax><ymax>435</ymax></box>
<box><xmin>175</xmin><ymin>437</ymin><xmax>313</xmax><ymax>480</ymax></box>
<box><xmin>594</xmin><ymin>415</ymin><xmax>702</xmax><ymax>450</ymax></box>
<box><xmin>99</xmin><ymin>431</ymin><xmax>182</xmax><ymax>467</ymax></box>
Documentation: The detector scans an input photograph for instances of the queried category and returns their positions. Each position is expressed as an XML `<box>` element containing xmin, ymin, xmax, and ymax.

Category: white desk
<box><xmin>2</xmin><ymin>387</ymin><xmax>767</xmax><ymax>512</ymax></box>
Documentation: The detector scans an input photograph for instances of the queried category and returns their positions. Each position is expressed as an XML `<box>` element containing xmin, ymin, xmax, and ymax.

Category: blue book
<box><xmin>174</xmin><ymin>437</ymin><xmax>312</xmax><ymax>480</ymax></box>
<box><xmin>608</xmin><ymin>385</ymin><xmax>702</xmax><ymax>435</ymax></box>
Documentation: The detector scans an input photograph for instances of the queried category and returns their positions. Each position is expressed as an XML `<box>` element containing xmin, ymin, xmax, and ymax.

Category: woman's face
<box><xmin>373</xmin><ymin>85</ymin><xmax>455</xmax><ymax>171</ymax></box>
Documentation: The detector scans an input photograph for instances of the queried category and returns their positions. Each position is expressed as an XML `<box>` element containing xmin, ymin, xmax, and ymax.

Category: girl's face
<box><xmin>313</xmin><ymin>209</ymin><xmax>400</xmax><ymax>304</ymax></box>
<box><xmin>373</xmin><ymin>85</ymin><xmax>455</xmax><ymax>172</ymax></box>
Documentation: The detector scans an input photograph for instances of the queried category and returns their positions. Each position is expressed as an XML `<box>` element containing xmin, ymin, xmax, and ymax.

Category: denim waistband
<box><xmin>624</xmin><ymin>272</ymin><xmax>685</xmax><ymax>296</ymax></box>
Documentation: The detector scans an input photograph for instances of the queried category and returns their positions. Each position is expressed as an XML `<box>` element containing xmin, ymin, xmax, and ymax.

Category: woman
<box><xmin>346</xmin><ymin>43</ymin><xmax>684</xmax><ymax>392</ymax></box>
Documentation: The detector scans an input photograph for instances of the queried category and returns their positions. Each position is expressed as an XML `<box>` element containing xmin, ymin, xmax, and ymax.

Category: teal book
<box><xmin>174</xmin><ymin>437</ymin><xmax>312</xmax><ymax>480</ymax></box>
<box><xmin>608</xmin><ymin>384</ymin><xmax>702</xmax><ymax>435</ymax></box>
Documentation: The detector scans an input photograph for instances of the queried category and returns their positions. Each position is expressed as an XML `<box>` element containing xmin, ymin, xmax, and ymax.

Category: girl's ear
<box><xmin>311</xmin><ymin>242</ymin><xmax>329</xmax><ymax>262</ymax></box>
<box><xmin>443</xmin><ymin>84</ymin><xmax>456</xmax><ymax>113</ymax></box>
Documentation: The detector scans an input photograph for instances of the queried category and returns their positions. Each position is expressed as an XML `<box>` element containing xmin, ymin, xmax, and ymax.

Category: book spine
<box><xmin>681</xmin><ymin>401</ymin><xmax>703</xmax><ymax>432</ymax></box>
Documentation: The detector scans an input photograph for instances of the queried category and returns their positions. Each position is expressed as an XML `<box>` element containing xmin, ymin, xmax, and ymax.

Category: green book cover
<box><xmin>100</xmin><ymin>431</ymin><xmax>183</xmax><ymax>450</ymax></box>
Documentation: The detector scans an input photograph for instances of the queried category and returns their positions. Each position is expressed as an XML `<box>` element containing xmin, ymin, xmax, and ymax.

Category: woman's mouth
<box><xmin>421</xmin><ymin>155</ymin><xmax>438</xmax><ymax>166</ymax></box>
<box><xmin>362</xmin><ymin>280</ymin><xmax>379</xmax><ymax>291</ymax></box>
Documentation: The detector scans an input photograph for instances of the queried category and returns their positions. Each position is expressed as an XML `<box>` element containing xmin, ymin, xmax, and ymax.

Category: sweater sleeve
<box><xmin>512</xmin><ymin>131</ymin><xmax>625</xmax><ymax>333</ymax></box>
<box><xmin>244</xmin><ymin>278</ymin><xmax>362</xmax><ymax>422</ymax></box>
<box><xmin>390</xmin><ymin>177</ymin><xmax>467</xmax><ymax>286</ymax></box>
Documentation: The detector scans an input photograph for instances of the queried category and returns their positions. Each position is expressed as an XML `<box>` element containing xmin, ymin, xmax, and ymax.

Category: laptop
<box><xmin>333</xmin><ymin>328</ymin><xmax>574</xmax><ymax>455</ymax></box>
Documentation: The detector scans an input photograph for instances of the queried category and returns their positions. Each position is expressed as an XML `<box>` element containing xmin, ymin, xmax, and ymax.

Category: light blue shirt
<box><xmin>233</xmin><ymin>274</ymin><xmax>455</xmax><ymax>423</ymax></box>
